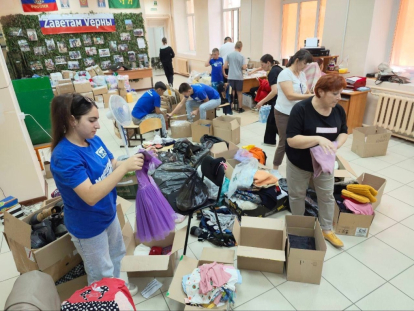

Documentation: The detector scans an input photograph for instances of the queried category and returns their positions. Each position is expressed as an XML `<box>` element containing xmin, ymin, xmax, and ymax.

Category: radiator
<box><xmin>373</xmin><ymin>93</ymin><xmax>414</xmax><ymax>140</ymax></box>
<box><xmin>175</xmin><ymin>58</ymin><xmax>190</xmax><ymax>76</ymax></box>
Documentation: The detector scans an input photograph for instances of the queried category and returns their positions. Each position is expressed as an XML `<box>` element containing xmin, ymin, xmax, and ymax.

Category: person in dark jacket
<box><xmin>159</xmin><ymin>37</ymin><xmax>175</xmax><ymax>87</ymax></box>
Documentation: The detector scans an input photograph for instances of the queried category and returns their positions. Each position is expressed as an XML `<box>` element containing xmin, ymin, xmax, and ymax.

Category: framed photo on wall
<box><xmin>60</xmin><ymin>0</ymin><xmax>70</xmax><ymax>8</ymax></box>
<box><xmin>97</xmin><ymin>0</ymin><xmax>106</xmax><ymax>7</ymax></box>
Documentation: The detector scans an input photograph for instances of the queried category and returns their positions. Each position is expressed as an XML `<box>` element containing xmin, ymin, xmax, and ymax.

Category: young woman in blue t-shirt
<box><xmin>50</xmin><ymin>94</ymin><xmax>144</xmax><ymax>293</ymax></box>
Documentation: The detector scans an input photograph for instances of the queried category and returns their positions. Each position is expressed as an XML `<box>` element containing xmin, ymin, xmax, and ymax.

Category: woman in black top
<box><xmin>286</xmin><ymin>74</ymin><xmax>348</xmax><ymax>248</ymax></box>
<box><xmin>159</xmin><ymin>37</ymin><xmax>175</xmax><ymax>87</ymax></box>
<box><xmin>255</xmin><ymin>54</ymin><xmax>283</xmax><ymax>146</ymax></box>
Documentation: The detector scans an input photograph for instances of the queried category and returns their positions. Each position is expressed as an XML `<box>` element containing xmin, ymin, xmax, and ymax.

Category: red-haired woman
<box><xmin>286</xmin><ymin>74</ymin><xmax>348</xmax><ymax>248</ymax></box>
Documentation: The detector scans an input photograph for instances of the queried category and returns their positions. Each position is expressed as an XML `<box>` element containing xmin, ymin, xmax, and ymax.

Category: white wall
<box><xmin>262</xmin><ymin>0</ymin><xmax>282</xmax><ymax>61</ymax></box>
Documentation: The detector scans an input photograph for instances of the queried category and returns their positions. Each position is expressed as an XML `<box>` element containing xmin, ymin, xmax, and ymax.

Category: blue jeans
<box><xmin>70</xmin><ymin>216</ymin><xmax>126</xmax><ymax>285</ymax></box>
<box><xmin>186</xmin><ymin>98</ymin><xmax>221</xmax><ymax>120</ymax></box>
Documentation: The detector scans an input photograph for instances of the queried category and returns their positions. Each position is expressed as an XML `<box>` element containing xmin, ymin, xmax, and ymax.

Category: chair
<box><xmin>177</xmin><ymin>155</ymin><xmax>226</xmax><ymax>255</ymax></box>
<box><xmin>122</xmin><ymin>118</ymin><xmax>162</xmax><ymax>147</ymax></box>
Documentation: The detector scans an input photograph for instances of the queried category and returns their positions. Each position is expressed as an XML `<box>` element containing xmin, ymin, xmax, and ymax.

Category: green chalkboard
<box><xmin>12</xmin><ymin>77</ymin><xmax>53</xmax><ymax>145</ymax></box>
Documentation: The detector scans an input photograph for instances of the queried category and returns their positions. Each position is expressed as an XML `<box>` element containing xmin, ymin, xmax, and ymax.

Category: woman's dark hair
<box><xmin>287</xmin><ymin>49</ymin><xmax>313</xmax><ymax>67</ymax></box>
<box><xmin>260</xmin><ymin>54</ymin><xmax>280</xmax><ymax>65</ymax></box>
<box><xmin>162</xmin><ymin>37</ymin><xmax>167</xmax><ymax>44</ymax></box>
<box><xmin>51</xmin><ymin>94</ymin><xmax>97</xmax><ymax>150</ymax></box>
<box><xmin>314</xmin><ymin>75</ymin><xmax>347</xmax><ymax>98</ymax></box>
<box><xmin>178</xmin><ymin>83</ymin><xmax>192</xmax><ymax>94</ymax></box>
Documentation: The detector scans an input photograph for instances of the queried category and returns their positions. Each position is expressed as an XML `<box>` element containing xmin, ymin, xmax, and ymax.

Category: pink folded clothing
<box><xmin>343</xmin><ymin>199</ymin><xmax>374</xmax><ymax>215</ymax></box>
<box><xmin>310</xmin><ymin>141</ymin><xmax>338</xmax><ymax>178</ymax></box>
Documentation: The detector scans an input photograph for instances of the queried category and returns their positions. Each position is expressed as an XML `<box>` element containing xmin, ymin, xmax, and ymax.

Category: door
<box><xmin>147</xmin><ymin>26</ymin><xmax>165</xmax><ymax>76</ymax></box>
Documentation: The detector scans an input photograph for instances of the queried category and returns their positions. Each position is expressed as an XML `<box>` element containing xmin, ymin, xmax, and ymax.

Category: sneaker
<box><xmin>323</xmin><ymin>231</ymin><xmax>344</xmax><ymax>248</ymax></box>
<box><xmin>127</xmin><ymin>283</ymin><xmax>138</xmax><ymax>296</ymax></box>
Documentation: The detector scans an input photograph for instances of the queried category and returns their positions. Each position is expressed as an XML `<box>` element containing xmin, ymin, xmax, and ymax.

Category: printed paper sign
<box><xmin>39</xmin><ymin>13</ymin><xmax>116</xmax><ymax>35</ymax></box>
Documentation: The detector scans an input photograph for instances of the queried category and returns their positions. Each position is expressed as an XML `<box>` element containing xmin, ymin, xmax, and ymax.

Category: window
<box><xmin>281</xmin><ymin>0</ymin><xmax>326</xmax><ymax>59</ymax></box>
<box><xmin>223</xmin><ymin>0</ymin><xmax>240</xmax><ymax>42</ymax></box>
<box><xmin>186</xmin><ymin>0</ymin><xmax>196</xmax><ymax>52</ymax></box>
<box><xmin>390</xmin><ymin>0</ymin><xmax>414</xmax><ymax>68</ymax></box>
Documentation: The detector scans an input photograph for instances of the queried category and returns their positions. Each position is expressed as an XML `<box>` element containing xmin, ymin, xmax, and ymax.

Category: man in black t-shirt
<box><xmin>285</xmin><ymin>75</ymin><xmax>349</xmax><ymax>248</ymax></box>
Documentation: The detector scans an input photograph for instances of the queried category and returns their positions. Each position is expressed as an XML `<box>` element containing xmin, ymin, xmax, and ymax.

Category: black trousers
<box><xmin>263</xmin><ymin>103</ymin><xmax>278</xmax><ymax>145</ymax></box>
<box><xmin>249</xmin><ymin>86</ymin><xmax>259</xmax><ymax>101</ymax></box>
<box><xmin>162</xmin><ymin>61</ymin><xmax>174</xmax><ymax>86</ymax></box>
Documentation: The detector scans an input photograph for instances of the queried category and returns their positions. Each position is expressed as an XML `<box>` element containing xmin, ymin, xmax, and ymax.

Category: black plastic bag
<box><xmin>152</xmin><ymin>162</ymin><xmax>195</xmax><ymax>197</ymax></box>
<box><xmin>173</xmin><ymin>139</ymin><xmax>210</xmax><ymax>167</ymax></box>
<box><xmin>176</xmin><ymin>171</ymin><xmax>209</xmax><ymax>212</ymax></box>
<box><xmin>200</xmin><ymin>135</ymin><xmax>229</xmax><ymax>148</ymax></box>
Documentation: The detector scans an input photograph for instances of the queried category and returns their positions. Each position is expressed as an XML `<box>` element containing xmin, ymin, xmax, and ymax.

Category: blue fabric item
<box><xmin>189</xmin><ymin>83</ymin><xmax>220</xmax><ymax>101</ymax></box>
<box><xmin>51</xmin><ymin>136</ymin><xmax>117</xmax><ymax>239</ymax></box>
<box><xmin>209</xmin><ymin>57</ymin><xmax>224</xmax><ymax>83</ymax></box>
<box><xmin>131</xmin><ymin>89</ymin><xmax>161</xmax><ymax>119</ymax></box>
<box><xmin>182</xmin><ymin>274</ymin><xmax>191</xmax><ymax>294</ymax></box>
<box><xmin>219</xmin><ymin>177</ymin><xmax>230</xmax><ymax>204</ymax></box>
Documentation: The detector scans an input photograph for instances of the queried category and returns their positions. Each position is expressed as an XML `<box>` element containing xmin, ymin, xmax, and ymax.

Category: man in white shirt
<box><xmin>219</xmin><ymin>37</ymin><xmax>235</xmax><ymax>81</ymax></box>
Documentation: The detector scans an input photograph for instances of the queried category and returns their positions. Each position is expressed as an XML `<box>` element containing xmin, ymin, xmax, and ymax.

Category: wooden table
<box><xmin>104</xmin><ymin>68</ymin><xmax>153</xmax><ymax>89</ymax></box>
<box><xmin>338</xmin><ymin>90</ymin><xmax>369</xmax><ymax>134</ymax></box>
<box><xmin>242</xmin><ymin>75</ymin><xmax>267</xmax><ymax>93</ymax></box>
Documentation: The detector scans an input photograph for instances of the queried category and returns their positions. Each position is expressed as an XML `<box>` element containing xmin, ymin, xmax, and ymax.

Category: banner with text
<box><xmin>108</xmin><ymin>0</ymin><xmax>140</xmax><ymax>9</ymax></box>
<box><xmin>39</xmin><ymin>13</ymin><xmax>116</xmax><ymax>35</ymax></box>
<box><xmin>21</xmin><ymin>0</ymin><xmax>58</xmax><ymax>12</ymax></box>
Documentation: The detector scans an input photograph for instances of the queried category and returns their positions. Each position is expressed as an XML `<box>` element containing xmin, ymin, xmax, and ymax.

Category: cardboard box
<box><xmin>92</xmin><ymin>85</ymin><xmax>108</xmax><ymax>96</ymax></box>
<box><xmin>191</xmin><ymin>120</ymin><xmax>213</xmax><ymax>143</ymax></box>
<box><xmin>93</xmin><ymin>65</ymin><xmax>104</xmax><ymax>76</ymax></box>
<box><xmin>103</xmin><ymin>90</ymin><xmax>119</xmax><ymax>109</ymax></box>
<box><xmin>119</xmin><ymin>88</ymin><xmax>127</xmax><ymax>96</ymax></box>
<box><xmin>121</xmin><ymin>221</ymin><xmax>186</xmax><ymax>277</ymax></box>
<box><xmin>86</xmin><ymin>66</ymin><xmax>96</xmax><ymax>78</ymax></box>
<box><xmin>171</xmin><ymin>120</ymin><xmax>192</xmax><ymax>138</ymax></box>
<box><xmin>116</xmin><ymin>174</ymin><xmax>138</xmax><ymax>199</ymax></box>
<box><xmin>351</xmin><ymin>126</ymin><xmax>392</xmax><ymax>158</ymax></box>
<box><xmin>118</xmin><ymin>79</ymin><xmax>126</xmax><ymax>89</ymax></box>
<box><xmin>167</xmin><ymin>248</ymin><xmax>234</xmax><ymax>308</ymax></box>
<box><xmin>61</xmin><ymin>70</ymin><xmax>75</xmax><ymax>79</ymax></box>
<box><xmin>233</xmin><ymin>217</ymin><xmax>286</xmax><ymax>274</ymax></box>
<box><xmin>286</xmin><ymin>216</ymin><xmax>327</xmax><ymax>284</ymax></box>
<box><xmin>209</xmin><ymin>141</ymin><xmax>239</xmax><ymax>159</ymax></box>
<box><xmin>94</xmin><ymin>95</ymin><xmax>104</xmax><ymax>103</ymax></box>
<box><xmin>3</xmin><ymin>197</ymin><xmax>130</xmax><ymax>282</ymax></box>
<box><xmin>334</xmin><ymin>155</ymin><xmax>358</xmax><ymax>180</ymax></box>
<box><xmin>56</xmin><ymin>83</ymin><xmax>75</xmax><ymax>95</ymax></box>
<box><xmin>44</xmin><ymin>161</ymin><xmax>53</xmax><ymax>179</ymax></box>
<box><xmin>57</xmin><ymin>79</ymin><xmax>72</xmax><ymax>85</ymax></box>
<box><xmin>333</xmin><ymin>173</ymin><xmax>386</xmax><ymax>237</ymax></box>
<box><xmin>213</xmin><ymin>116</ymin><xmax>241</xmax><ymax>145</ymax></box>
<box><xmin>73</xmin><ymin>80</ymin><xmax>92</xmax><ymax>93</ymax></box>
<box><xmin>192</xmin><ymin>109</ymin><xmax>215</xmax><ymax>122</ymax></box>
<box><xmin>80</xmin><ymin>91</ymin><xmax>93</xmax><ymax>99</ymax></box>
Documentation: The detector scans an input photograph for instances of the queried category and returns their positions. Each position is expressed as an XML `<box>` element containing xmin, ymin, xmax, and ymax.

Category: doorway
<box><xmin>147</xmin><ymin>26</ymin><xmax>165</xmax><ymax>76</ymax></box>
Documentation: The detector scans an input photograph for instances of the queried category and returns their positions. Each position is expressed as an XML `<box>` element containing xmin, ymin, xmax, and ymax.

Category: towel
<box><xmin>343</xmin><ymin>199</ymin><xmax>374</xmax><ymax>215</ymax></box>
<box><xmin>253</xmin><ymin>170</ymin><xmax>278</xmax><ymax>187</ymax></box>
<box><xmin>310</xmin><ymin>141</ymin><xmax>338</xmax><ymax>178</ymax></box>
<box><xmin>346</xmin><ymin>184</ymin><xmax>377</xmax><ymax>203</ymax></box>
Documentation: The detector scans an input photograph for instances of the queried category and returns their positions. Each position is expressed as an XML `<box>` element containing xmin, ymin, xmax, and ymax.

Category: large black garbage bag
<box><xmin>200</xmin><ymin>135</ymin><xmax>229</xmax><ymax>148</ymax></box>
<box><xmin>152</xmin><ymin>162</ymin><xmax>195</xmax><ymax>198</ymax></box>
<box><xmin>173</xmin><ymin>139</ymin><xmax>210</xmax><ymax>167</ymax></box>
<box><xmin>176</xmin><ymin>171</ymin><xmax>209</xmax><ymax>212</ymax></box>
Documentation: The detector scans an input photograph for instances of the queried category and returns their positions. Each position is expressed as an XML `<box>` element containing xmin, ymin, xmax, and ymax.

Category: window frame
<box><xmin>281</xmin><ymin>0</ymin><xmax>325</xmax><ymax>56</ymax></box>
<box><xmin>222</xmin><ymin>0</ymin><xmax>240</xmax><ymax>42</ymax></box>
<box><xmin>185</xmin><ymin>0</ymin><xmax>196</xmax><ymax>53</ymax></box>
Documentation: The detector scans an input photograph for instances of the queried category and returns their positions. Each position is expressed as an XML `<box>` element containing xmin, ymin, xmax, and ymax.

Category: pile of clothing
<box><xmin>334</xmin><ymin>182</ymin><xmax>376</xmax><ymax>215</ymax></box>
<box><xmin>182</xmin><ymin>262</ymin><xmax>242</xmax><ymax>308</ymax></box>
<box><xmin>236</xmin><ymin>145</ymin><xmax>267</xmax><ymax>165</ymax></box>
<box><xmin>133</xmin><ymin>244</ymin><xmax>172</xmax><ymax>256</ymax></box>
<box><xmin>228</xmin><ymin>158</ymin><xmax>287</xmax><ymax>211</ymax></box>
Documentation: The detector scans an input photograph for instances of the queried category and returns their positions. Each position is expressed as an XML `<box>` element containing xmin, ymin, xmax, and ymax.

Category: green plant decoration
<box><xmin>0</xmin><ymin>12</ymin><xmax>149</xmax><ymax>80</ymax></box>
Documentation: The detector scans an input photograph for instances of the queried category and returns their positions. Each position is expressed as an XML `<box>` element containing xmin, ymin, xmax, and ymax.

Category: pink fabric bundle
<box><xmin>310</xmin><ymin>141</ymin><xmax>338</xmax><ymax>178</ymax></box>
<box><xmin>198</xmin><ymin>262</ymin><xmax>232</xmax><ymax>295</ymax></box>
<box><xmin>343</xmin><ymin>199</ymin><xmax>374</xmax><ymax>215</ymax></box>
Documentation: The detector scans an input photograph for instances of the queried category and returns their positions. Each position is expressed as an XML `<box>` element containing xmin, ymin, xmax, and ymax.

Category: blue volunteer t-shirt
<box><xmin>131</xmin><ymin>89</ymin><xmax>161</xmax><ymax>119</ymax></box>
<box><xmin>190</xmin><ymin>83</ymin><xmax>220</xmax><ymax>102</ymax></box>
<box><xmin>209</xmin><ymin>57</ymin><xmax>224</xmax><ymax>83</ymax></box>
<box><xmin>51</xmin><ymin>135</ymin><xmax>117</xmax><ymax>239</ymax></box>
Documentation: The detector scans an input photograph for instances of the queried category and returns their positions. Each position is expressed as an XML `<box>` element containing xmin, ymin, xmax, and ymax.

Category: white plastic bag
<box><xmin>259</xmin><ymin>105</ymin><xmax>271</xmax><ymax>123</ymax></box>
<box><xmin>227</xmin><ymin>158</ymin><xmax>259</xmax><ymax>198</ymax></box>
<box><xmin>197</xmin><ymin>166</ymin><xmax>220</xmax><ymax>200</ymax></box>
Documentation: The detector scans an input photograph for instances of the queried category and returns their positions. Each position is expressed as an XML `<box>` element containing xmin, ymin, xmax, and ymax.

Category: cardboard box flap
<box><xmin>33</xmin><ymin>234</ymin><xmax>77</xmax><ymax>271</ymax></box>
<box><xmin>213</xmin><ymin>116</ymin><xmax>241</xmax><ymax>130</ymax></box>
<box><xmin>335</xmin><ymin>155</ymin><xmax>357</xmax><ymax>178</ymax></box>
<box><xmin>210</xmin><ymin>142</ymin><xmax>228</xmax><ymax>155</ymax></box>
<box><xmin>4</xmin><ymin>211</ymin><xmax>31</xmax><ymax>248</ymax></box>
<box><xmin>171</xmin><ymin>226</ymin><xmax>187</xmax><ymax>255</ymax></box>
<box><xmin>232</xmin><ymin>218</ymin><xmax>241</xmax><ymax>244</ymax></box>
<box><xmin>121</xmin><ymin>254</ymin><xmax>171</xmax><ymax>272</ymax></box>
<box><xmin>116</xmin><ymin>196</ymin><xmax>132</xmax><ymax>214</ymax></box>
<box><xmin>199</xmin><ymin>248</ymin><xmax>234</xmax><ymax>265</ymax></box>
<box><xmin>286</xmin><ymin>215</ymin><xmax>316</xmax><ymax>230</ymax></box>
<box><xmin>116</xmin><ymin>204</ymin><xmax>125</xmax><ymax>230</ymax></box>
<box><xmin>122</xmin><ymin>222</ymin><xmax>135</xmax><ymax>255</ymax></box>
<box><xmin>238</xmin><ymin>245</ymin><xmax>285</xmax><ymax>262</ymax></box>
<box><xmin>241</xmin><ymin>216</ymin><xmax>284</xmax><ymax>231</ymax></box>
<box><xmin>167</xmin><ymin>256</ymin><xmax>198</xmax><ymax>303</ymax></box>
<box><xmin>288</xmin><ymin>247</ymin><xmax>326</xmax><ymax>261</ymax></box>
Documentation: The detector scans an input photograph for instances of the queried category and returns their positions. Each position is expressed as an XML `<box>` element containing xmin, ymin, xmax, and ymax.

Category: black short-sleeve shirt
<box><xmin>285</xmin><ymin>96</ymin><xmax>348</xmax><ymax>172</ymax></box>
<box><xmin>266</xmin><ymin>65</ymin><xmax>283</xmax><ymax>105</ymax></box>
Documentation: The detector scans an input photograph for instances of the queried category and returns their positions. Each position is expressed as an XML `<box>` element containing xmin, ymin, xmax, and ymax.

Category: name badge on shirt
<box><xmin>316</xmin><ymin>127</ymin><xmax>337</xmax><ymax>134</ymax></box>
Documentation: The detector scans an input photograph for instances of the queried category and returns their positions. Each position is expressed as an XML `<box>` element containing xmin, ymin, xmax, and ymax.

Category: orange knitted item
<box><xmin>249</xmin><ymin>147</ymin><xmax>266</xmax><ymax>165</ymax></box>
<box><xmin>253</xmin><ymin>170</ymin><xmax>278</xmax><ymax>187</ymax></box>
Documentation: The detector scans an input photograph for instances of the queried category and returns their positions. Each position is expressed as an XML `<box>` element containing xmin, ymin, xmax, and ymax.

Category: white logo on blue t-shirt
<box><xmin>95</xmin><ymin>159</ymin><xmax>113</xmax><ymax>183</ymax></box>
<box><xmin>95</xmin><ymin>146</ymin><xmax>107</xmax><ymax>159</ymax></box>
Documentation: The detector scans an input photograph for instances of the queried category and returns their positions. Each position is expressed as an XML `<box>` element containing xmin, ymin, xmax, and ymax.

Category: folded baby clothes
<box><xmin>346</xmin><ymin>184</ymin><xmax>377</xmax><ymax>203</ymax></box>
<box><xmin>134</xmin><ymin>244</ymin><xmax>151</xmax><ymax>256</ymax></box>
<box><xmin>341</xmin><ymin>189</ymin><xmax>370</xmax><ymax>204</ymax></box>
<box><xmin>343</xmin><ymin>199</ymin><xmax>374</xmax><ymax>215</ymax></box>
<box><xmin>253</xmin><ymin>170</ymin><xmax>278</xmax><ymax>187</ymax></box>
<box><xmin>310</xmin><ymin>141</ymin><xmax>338</xmax><ymax>178</ymax></box>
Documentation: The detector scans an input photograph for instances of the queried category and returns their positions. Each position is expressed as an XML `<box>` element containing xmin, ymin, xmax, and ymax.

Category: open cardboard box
<box><xmin>286</xmin><ymin>215</ymin><xmax>326</xmax><ymax>285</ymax></box>
<box><xmin>191</xmin><ymin>120</ymin><xmax>213</xmax><ymax>143</ymax></box>
<box><xmin>334</xmin><ymin>155</ymin><xmax>358</xmax><ymax>180</ymax></box>
<box><xmin>351</xmin><ymin>126</ymin><xmax>392</xmax><ymax>158</ymax></box>
<box><xmin>233</xmin><ymin>217</ymin><xmax>286</xmax><ymax>274</ymax></box>
<box><xmin>121</xmin><ymin>221</ymin><xmax>187</xmax><ymax>278</ymax></box>
<box><xmin>167</xmin><ymin>248</ymin><xmax>235</xmax><ymax>310</ymax></box>
<box><xmin>209</xmin><ymin>141</ymin><xmax>239</xmax><ymax>160</ymax></box>
<box><xmin>333</xmin><ymin>173</ymin><xmax>386</xmax><ymax>237</ymax></box>
<box><xmin>3</xmin><ymin>196</ymin><xmax>131</xmax><ymax>282</ymax></box>
<box><xmin>212</xmin><ymin>116</ymin><xmax>241</xmax><ymax>145</ymax></box>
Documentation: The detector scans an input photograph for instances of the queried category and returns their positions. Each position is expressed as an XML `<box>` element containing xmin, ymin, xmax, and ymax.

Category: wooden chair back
<box><xmin>139</xmin><ymin>118</ymin><xmax>162</xmax><ymax>134</ymax></box>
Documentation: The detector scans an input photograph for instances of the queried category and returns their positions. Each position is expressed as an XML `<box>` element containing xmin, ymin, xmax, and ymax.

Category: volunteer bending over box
<box><xmin>168</xmin><ymin>83</ymin><xmax>220</xmax><ymax>120</ymax></box>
